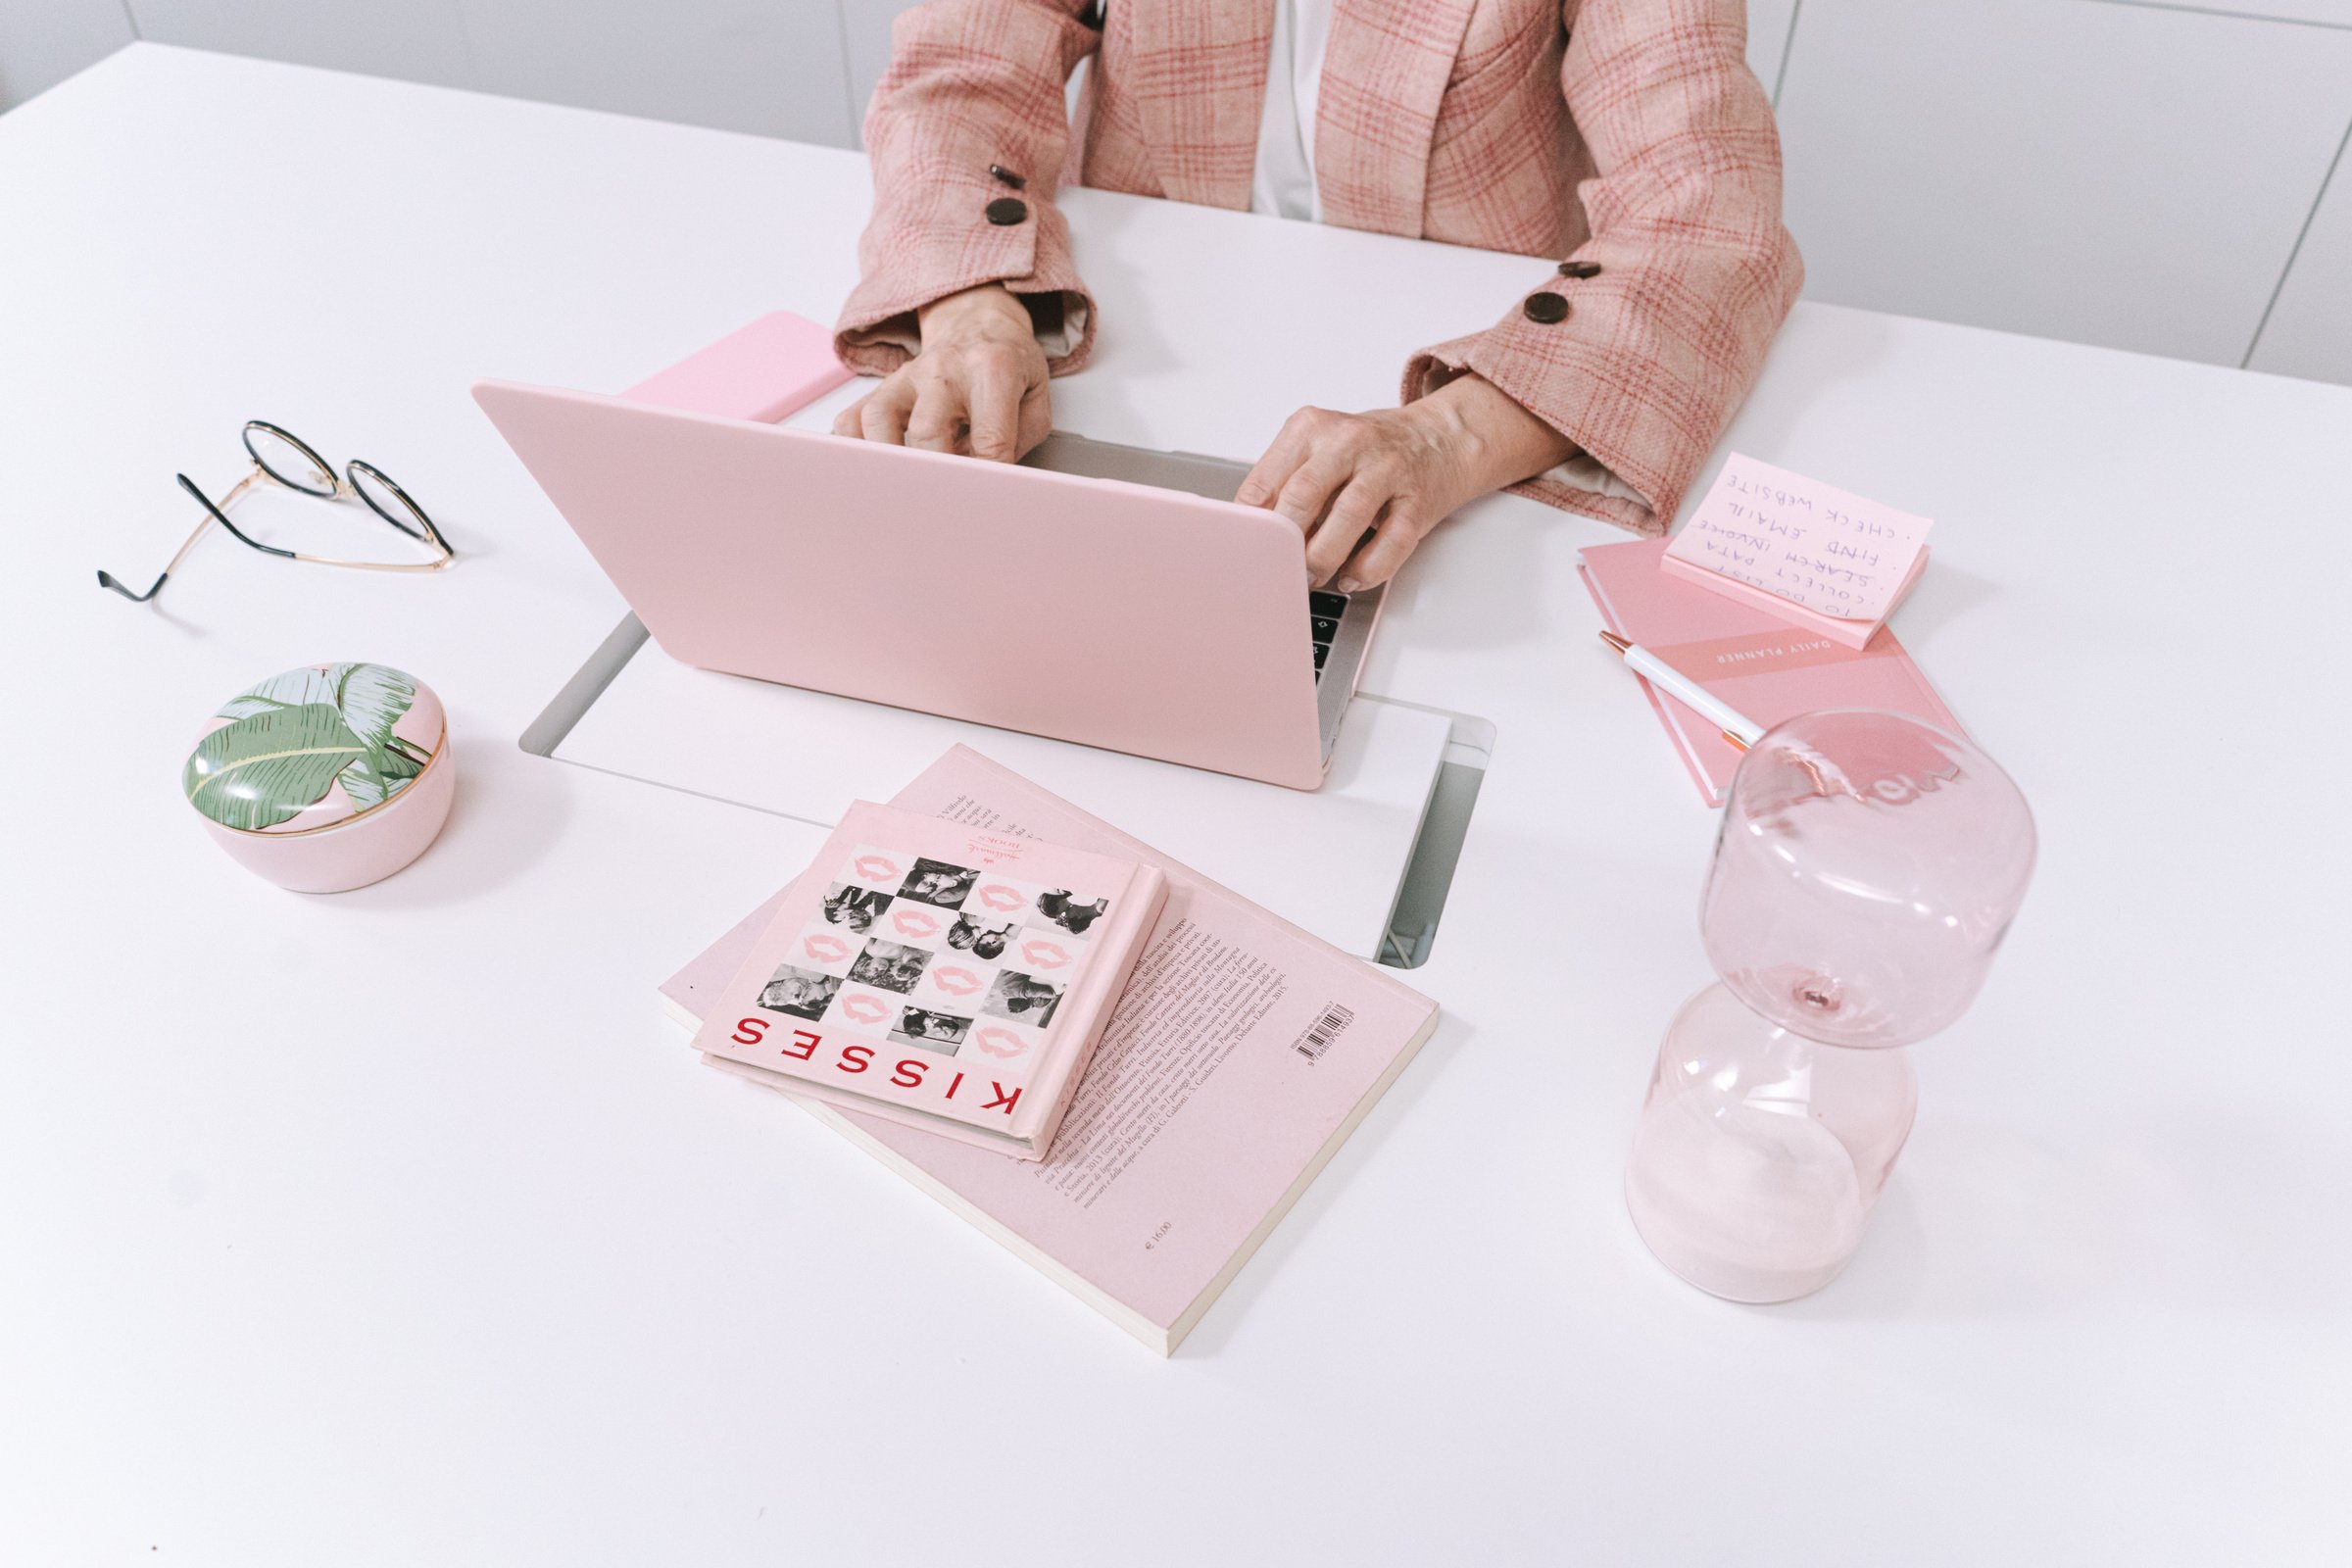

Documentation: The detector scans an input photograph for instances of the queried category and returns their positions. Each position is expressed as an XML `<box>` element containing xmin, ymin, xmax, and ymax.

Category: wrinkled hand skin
<box><xmin>838</xmin><ymin>293</ymin><xmax>1568</xmax><ymax>595</ymax></box>
<box><xmin>1236</xmin><ymin>373</ymin><xmax>1575</xmax><ymax>591</ymax></box>
<box><xmin>833</xmin><ymin>282</ymin><xmax>1052</xmax><ymax>461</ymax></box>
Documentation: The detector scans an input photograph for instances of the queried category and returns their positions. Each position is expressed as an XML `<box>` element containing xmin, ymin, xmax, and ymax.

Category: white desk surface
<box><xmin>5</xmin><ymin>44</ymin><xmax>2348</xmax><ymax>1566</ymax></box>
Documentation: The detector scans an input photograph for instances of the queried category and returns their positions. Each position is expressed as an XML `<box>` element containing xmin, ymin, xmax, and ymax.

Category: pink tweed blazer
<box><xmin>836</xmin><ymin>0</ymin><xmax>1802</xmax><ymax>535</ymax></box>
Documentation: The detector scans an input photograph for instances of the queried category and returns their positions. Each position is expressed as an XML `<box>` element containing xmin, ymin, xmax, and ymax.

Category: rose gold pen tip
<box><xmin>1598</xmin><ymin>629</ymin><xmax>1631</xmax><ymax>654</ymax></box>
<box><xmin>1721</xmin><ymin>729</ymin><xmax>1750</xmax><ymax>752</ymax></box>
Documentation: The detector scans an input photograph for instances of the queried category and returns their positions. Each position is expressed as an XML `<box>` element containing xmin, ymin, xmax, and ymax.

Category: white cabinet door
<box><xmin>0</xmin><ymin>0</ymin><xmax>136</xmax><ymax>110</ymax></box>
<box><xmin>125</xmin><ymin>0</ymin><xmax>478</xmax><ymax>92</ymax></box>
<box><xmin>1746</xmin><ymin>0</ymin><xmax>1799</xmax><ymax>104</ymax></box>
<box><xmin>2088</xmin><ymin>0</ymin><xmax>2352</xmax><ymax>23</ymax></box>
<box><xmin>1777</xmin><ymin>0</ymin><xmax>2352</xmax><ymax>366</ymax></box>
<box><xmin>2249</xmin><ymin>142</ymin><xmax>2352</xmax><ymax>385</ymax></box>
<box><xmin>459</xmin><ymin>0</ymin><xmax>856</xmax><ymax>146</ymax></box>
<box><xmin>123</xmin><ymin>0</ymin><xmax>858</xmax><ymax>146</ymax></box>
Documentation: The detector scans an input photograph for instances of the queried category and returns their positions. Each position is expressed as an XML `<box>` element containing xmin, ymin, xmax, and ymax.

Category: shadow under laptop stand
<box><xmin>520</xmin><ymin>614</ymin><xmax>1492</xmax><ymax>968</ymax></box>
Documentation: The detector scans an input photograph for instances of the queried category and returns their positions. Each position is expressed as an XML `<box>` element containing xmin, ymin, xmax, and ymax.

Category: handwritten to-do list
<box><xmin>1666</xmin><ymin>455</ymin><xmax>1933</xmax><ymax>624</ymax></box>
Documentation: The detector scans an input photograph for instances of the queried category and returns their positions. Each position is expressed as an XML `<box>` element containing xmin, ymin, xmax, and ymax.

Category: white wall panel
<box><xmin>2085</xmin><ymin>0</ymin><xmax>2352</xmax><ymax>25</ymax></box>
<box><xmin>840</xmin><ymin>0</ymin><xmax>911</xmax><ymax>134</ymax></box>
<box><xmin>1745</xmin><ymin>0</ymin><xmax>1799</xmax><ymax>104</ymax></box>
<box><xmin>1777</xmin><ymin>0</ymin><xmax>2352</xmax><ymax>366</ymax></box>
<box><xmin>125</xmin><ymin>0</ymin><xmax>475</xmax><ymax>91</ymax></box>
<box><xmin>2249</xmin><ymin>133</ymin><xmax>2352</xmax><ymax>383</ymax></box>
<box><xmin>460</xmin><ymin>0</ymin><xmax>855</xmax><ymax>146</ymax></box>
<box><xmin>0</xmin><ymin>0</ymin><xmax>134</xmax><ymax>110</ymax></box>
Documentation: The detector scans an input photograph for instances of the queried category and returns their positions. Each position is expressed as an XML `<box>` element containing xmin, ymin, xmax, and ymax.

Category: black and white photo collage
<box><xmin>755</xmin><ymin>844</ymin><xmax>1114</xmax><ymax>1064</ymax></box>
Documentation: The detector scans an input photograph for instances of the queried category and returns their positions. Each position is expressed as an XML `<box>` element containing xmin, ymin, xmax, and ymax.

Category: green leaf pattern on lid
<box><xmin>186</xmin><ymin>662</ymin><xmax>433</xmax><ymax>830</ymax></box>
<box><xmin>330</xmin><ymin>662</ymin><xmax>415</xmax><ymax>750</ymax></box>
<box><xmin>337</xmin><ymin>736</ymin><xmax>426</xmax><ymax>810</ymax></box>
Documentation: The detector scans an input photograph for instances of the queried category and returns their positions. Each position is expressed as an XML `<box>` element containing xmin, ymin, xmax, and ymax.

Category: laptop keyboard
<box><xmin>1310</xmin><ymin>589</ymin><xmax>1349</xmax><ymax>683</ymax></box>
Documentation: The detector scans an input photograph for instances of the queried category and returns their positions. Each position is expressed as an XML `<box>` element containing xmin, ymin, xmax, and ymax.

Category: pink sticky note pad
<box><xmin>620</xmin><ymin>311</ymin><xmax>854</xmax><ymax>424</ymax></box>
<box><xmin>1663</xmin><ymin>455</ymin><xmax>1933</xmax><ymax>649</ymax></box>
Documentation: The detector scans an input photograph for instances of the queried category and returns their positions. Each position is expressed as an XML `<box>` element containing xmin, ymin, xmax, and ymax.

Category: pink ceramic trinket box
<box><xmin>182</xmin><ymin>662</ymin><xmax>456</xmax><ymax>893</ymax></box>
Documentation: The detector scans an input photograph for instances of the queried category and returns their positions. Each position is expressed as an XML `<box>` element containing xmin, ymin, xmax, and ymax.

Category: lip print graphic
<box><xmin>974</xmin><ymin>1026</ymin><xmax>1028</xmax><ymax>1059</ymax></box>
<box><xmin>890</xmin><ymin>906</ymin><xmax>941</xmax><ymax>940</ymax></box>
<box><xmin>975</xmin><ymin>883</ymin><xmax>1025</xmax><ymax>913</ymax></box>
<box><xmin>1019</xmin><ymin>938</ymin><xmax>1069</xmax><ymax>970</ymax></box>
<box><xmin>801</xmin><ymin>933</ymin><xmax>852</xmax><ymax>965</ymax></box>
<box><xmin>838</xmin><ymin>992</ymin><xmax>889</xmax><ymax>1025</ymax></box>
<box><xmin>853</xmin><ymin>854</ymin><xmax>901</xmax><ymax>884</ymax></box>
<box><xmin>931</xmin><ymin>965</ymin><xmax>984</xmax><ymax>998</ymax></box>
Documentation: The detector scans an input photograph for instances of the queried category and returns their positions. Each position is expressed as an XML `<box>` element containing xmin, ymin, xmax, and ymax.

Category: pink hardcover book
<box><xmin>692</xmin><ymin>801</ymin><xmax>1167</xmax><ymax>1160</ymax></box>
<box><xmin>1657</xmin><ymin>546</ymin><xmax>1929</xmax><ymax>651</ymax></box>
<box><xmin>663</xmin><ymin>746</ymin><xmax>1442</xmax><ymax>1353</ymax></box>
<box><xmin>1580</xmin><ymin>537</ymin><xmax>1964</xmax><ymax>808</ymax></box>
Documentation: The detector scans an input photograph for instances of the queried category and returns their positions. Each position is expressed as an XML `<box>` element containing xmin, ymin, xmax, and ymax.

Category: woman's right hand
<box><xmin>832</xmin><ymin>282</ymin><xmax>1052</xmax><ymax>462</ymax></box>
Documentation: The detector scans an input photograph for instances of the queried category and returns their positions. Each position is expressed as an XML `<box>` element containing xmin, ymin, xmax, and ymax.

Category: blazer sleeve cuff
<box><xmin>834</xmin><ymin>181</ymin><xmax>1097</xmax><ymax>377</ymax></box>
<box><xmin>1401</xmin><ymin>326</ymin><xmax>1673</xmax><ymax>538</ymax></box>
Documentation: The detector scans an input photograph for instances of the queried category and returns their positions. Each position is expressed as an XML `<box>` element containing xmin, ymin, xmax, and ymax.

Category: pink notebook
<box><xmin>692</xmin><ymin>801</ymin><xmax>1167</xmax><ymax>1160</ymax></box>
<box><xmin>1580</xmin><ymin>537</ymin><xmax>1963</xmax><ymax>808</ymax></box>
<box><xmin>662</xmin><ymin>746</ymin><xmax>1441</xmax><ymax>1354</ymax></box>
<box><xmin>620</xmin><ymin>310</ymin><xmax>852</xmax><ymax>423</ymax></box>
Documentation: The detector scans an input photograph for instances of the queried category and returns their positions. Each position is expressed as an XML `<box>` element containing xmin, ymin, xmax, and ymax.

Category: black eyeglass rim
<box><xmin>241</xmin><ymin>419</ymin><xmax>339</xmax><ymax>496</ymax></box>
<box><xmin>346</xmin><ymin>458</ymin><xmax>448</xmax><ymax>549</ymax></box>
<box><xmin>245</xmin><ymin>417</ymin><xmax>450</xmax><ymax>553</ymax></box>
<box><xmin>98</xmin><ymin>424</ymin><xmax>453</xmax><ymax>604</ymax></box>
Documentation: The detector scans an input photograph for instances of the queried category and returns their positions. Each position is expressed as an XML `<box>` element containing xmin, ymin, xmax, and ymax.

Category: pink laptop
<box><xmin>472</xmin><ymin>375</ymin><xmax>1382</xmax><ymax>790</ymax></box>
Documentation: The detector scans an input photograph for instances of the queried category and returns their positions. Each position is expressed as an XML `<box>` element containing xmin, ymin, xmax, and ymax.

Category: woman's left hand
<box><xmin>1234</xmin><ymin>371</ymin><xmax>1575</xmax><ymax>592</ymax></box>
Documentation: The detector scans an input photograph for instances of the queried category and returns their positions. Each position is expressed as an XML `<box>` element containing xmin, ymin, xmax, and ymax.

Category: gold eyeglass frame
<box><xmin>97</xmin><ymin>419</ymin><xmax>455</xmax><ymax>604</ymax></box>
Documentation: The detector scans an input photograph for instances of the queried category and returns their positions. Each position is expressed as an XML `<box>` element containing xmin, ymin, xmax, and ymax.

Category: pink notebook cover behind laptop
<box><xmin>619</xmin><ymin>311</ymin><xmax>853</xmax><ymax>423</ymax></box>
<box><xmin>1580</xmin><ymin>538</ymin><xmax>1963</xmax><ymax>807</ymax></box>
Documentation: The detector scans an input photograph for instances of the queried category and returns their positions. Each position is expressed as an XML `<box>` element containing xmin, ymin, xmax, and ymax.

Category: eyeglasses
<box><xmin>97</xmin><ymin>420</ymin><xmax>456</xmax><ymax>604</ymax></box>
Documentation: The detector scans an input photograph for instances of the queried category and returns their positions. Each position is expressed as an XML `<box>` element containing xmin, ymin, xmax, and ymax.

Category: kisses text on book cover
<box><xmin>717</xmin><ymin>833</ymin><xmax>1125</xmax><ymax>1124</ymax></box>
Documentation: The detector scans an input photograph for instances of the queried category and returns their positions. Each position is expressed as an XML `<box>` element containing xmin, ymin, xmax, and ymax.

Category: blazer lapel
<box><xmin>1129</xmin><ymin>0</ymin><xmax>1277</xmax><ymax>210</ymax></box>
<box><xmin>1315</xmin><ymin>0</ymin><xmax>1478</xmax><ymax>235</ymax></box>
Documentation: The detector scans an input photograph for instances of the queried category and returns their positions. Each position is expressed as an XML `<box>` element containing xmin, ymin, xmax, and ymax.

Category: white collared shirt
<box><xmin>1249</xmin><ymin>0</ymin><xmax>1332</xmax><ymax>221</ymax></box>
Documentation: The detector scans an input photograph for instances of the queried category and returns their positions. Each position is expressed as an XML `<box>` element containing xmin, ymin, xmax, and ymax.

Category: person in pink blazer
<box><xmin>832</xmin><ymin>0</ymin><xmax>1802</xmax><ymax>591</ymax></box>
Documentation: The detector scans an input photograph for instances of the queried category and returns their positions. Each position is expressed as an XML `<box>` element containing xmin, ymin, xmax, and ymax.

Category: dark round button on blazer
<box><xmin>985</xmin><ymin>196</ymin><xmax>1029</xmax><ymax>225</ymax></box>
<box><xmin>1522</xmin><ymin>292</ymin><xmax>1570</xmax><ymax>324</ymax></box>
<box><xmin>1558</xmin><ymin>260</ymin><xmax>1603</xmax><ymax>278</ymax></box>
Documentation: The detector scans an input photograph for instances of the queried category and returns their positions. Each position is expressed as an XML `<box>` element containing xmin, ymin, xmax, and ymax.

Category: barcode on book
<box><xmin>1294</xmin><ymin>1004</ymin><xmax>1355</xmax><ymax>1062</ymax></box>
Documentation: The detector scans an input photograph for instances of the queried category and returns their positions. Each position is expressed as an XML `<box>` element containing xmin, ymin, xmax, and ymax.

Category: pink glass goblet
<box><xmin>1626</xmin><ymin>710</ymin><xmax>2036</xmax><ymax>1301</ymax></box>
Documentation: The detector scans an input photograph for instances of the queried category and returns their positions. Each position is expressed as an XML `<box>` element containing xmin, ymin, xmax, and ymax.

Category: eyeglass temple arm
<box><xmin>94</xmin><ymin>466</ymin><xmax>279</xmax><ymax>601</ymax></box>
<box><xmin>99</xmin><ymin>461</ymin><xmax>451</xmax><ymax>598</ymax></box>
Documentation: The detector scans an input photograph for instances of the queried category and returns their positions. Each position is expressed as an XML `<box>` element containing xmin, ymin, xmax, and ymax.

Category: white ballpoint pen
<box><xmin>1598</xmin><ymin>629</ymin><xmax>1764</xmax><ymax>752</ymax></box>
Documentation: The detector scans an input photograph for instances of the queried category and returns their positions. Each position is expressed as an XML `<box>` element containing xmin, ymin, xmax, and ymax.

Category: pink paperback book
<box><xmin>664</xmin><ymin>745</ymin><xmax>1442</xmax><ymax>1353</ymax></box>
<box><xmin>1581</xmin><ymin>537</ymin><xmax>1964</xmax><ymax>808</ymax></box>
<box><xmin>692</xmin><ymin>800</ymin><xmax>1167</xmax><ymax>1160</ymax></box>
